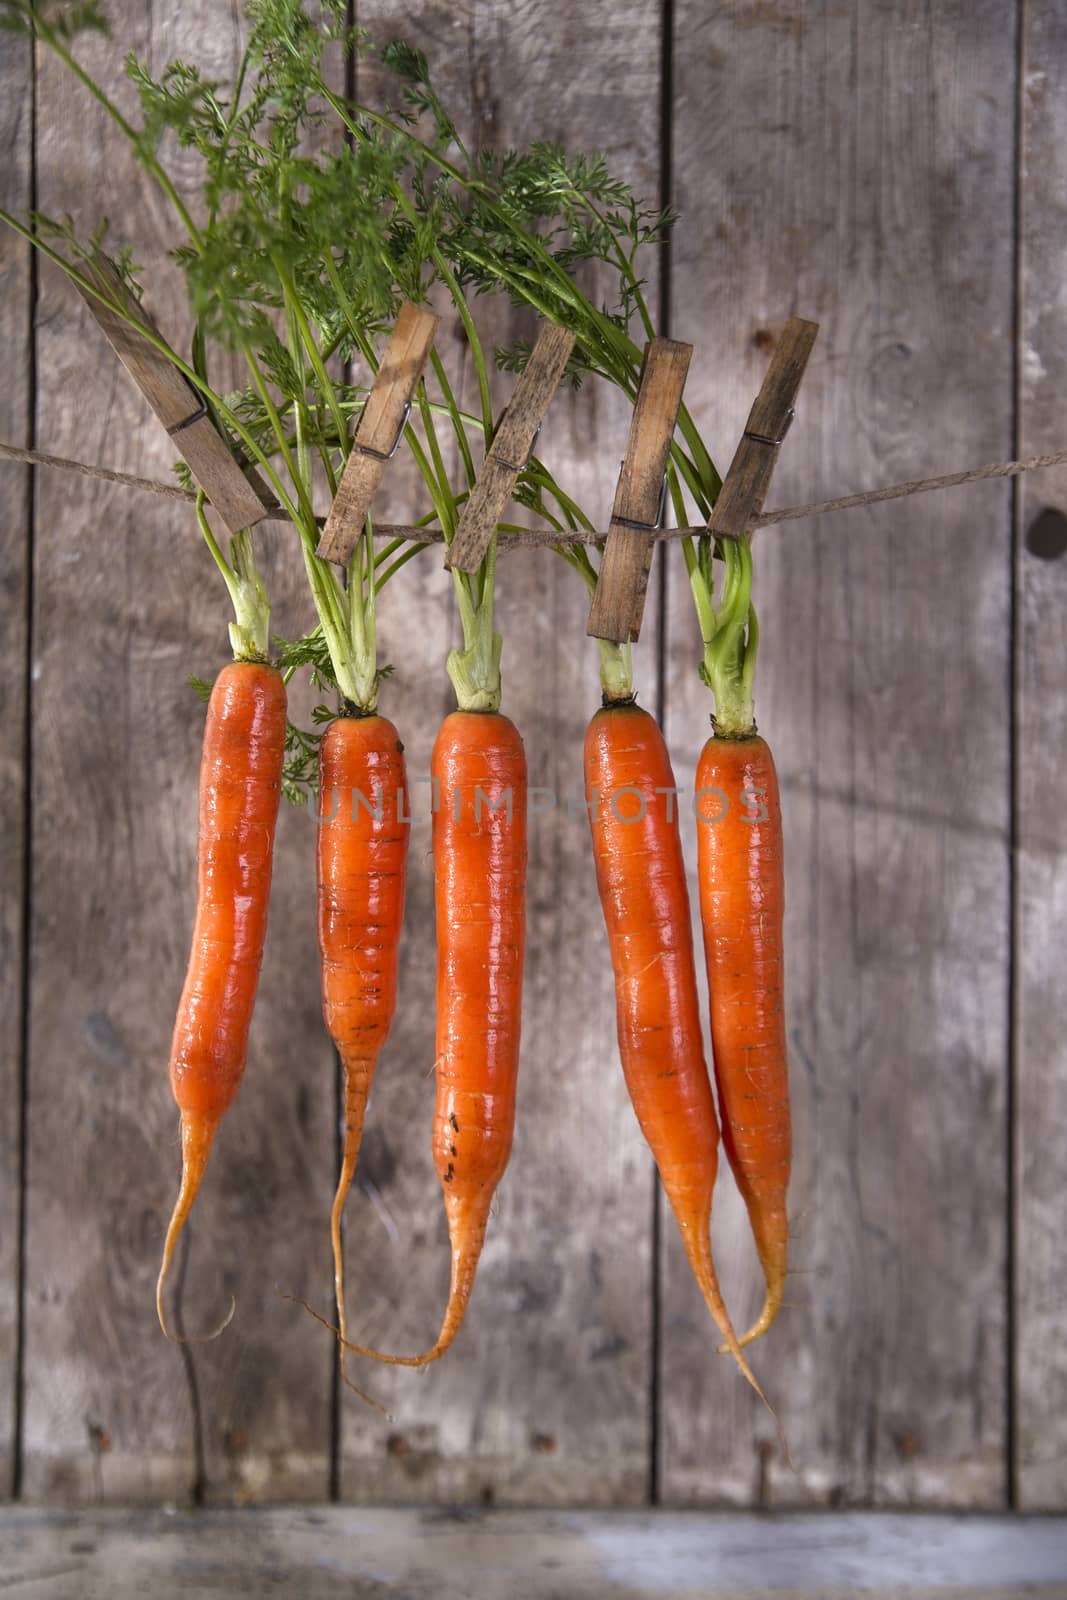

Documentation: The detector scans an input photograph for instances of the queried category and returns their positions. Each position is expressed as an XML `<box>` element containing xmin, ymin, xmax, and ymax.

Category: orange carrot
<box><xmin>696</xmin><ymin>730</ymin><xmax>790</xmax><ymax>1347</ymax></box>
<box><xmin>584</xmin><ymin>697</ymin><xmax>767</xmax><ymax>1401</ymax></box>
<box><xmin>313</xmin><ymin>707</ymin><xmax>527</xmax><ymax>1367</ymax></box>
<box><xmin>157</xmin><ymin>659</ymin><xmax>287</xmax><ymax>1337</ymax></box>
<box><xmin>318</xmin><ymin>713</ymin><xmax>408</xmax><ymax>1361</ymax></box>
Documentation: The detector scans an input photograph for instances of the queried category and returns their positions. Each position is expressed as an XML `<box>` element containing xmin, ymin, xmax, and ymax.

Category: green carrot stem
<box><xmin>416</xmin><ymin>383</ymin><xmax>456</xmax><ymax>532</ymax></box>
<box><xmin>277</xmin><ymin>259</ymin><xmax>350</xmax><ymax>462</ymax></box>
<box><xmin>283</xmin><ymin>303</ymin><xmax>314</xmax><ymax>495</ymax></box>
<box><xmin>699</xmin><ymin>536</ymin><xmax>758</xmax><ymax>735</ymax></box>
<box><xmin>195</xmin><ymin>494</ymin><xmax>270</xmax><ymax>662</ymax></box>
<box><xmin>447</xmin><ymin>538</ymin><xmax>502</xmax><ymax>712</ymax></box>
<box><xmin>428</xmin><ymin>248</ymin><xmax>494</xmax><ymax>442</ymax></box>
<box><xmin>430</xmin><ymin>347</ymin><xmax>477</xmax><ymax>488</ymax></box>
<box><xmin>244</xmin><ymin>349</ymin><xmax>319</xmax><ymax>536</ymax></box>
<box><xmin>374</xmin><ymin>539</ymin><xmax>429</xmax><ymax>591</ymax></box>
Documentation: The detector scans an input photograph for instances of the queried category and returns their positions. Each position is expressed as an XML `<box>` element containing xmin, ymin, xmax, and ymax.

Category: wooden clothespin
<box><xmin>586</xmin><ymin>337</ymin><xmax>692</xmax><ymax>642</ymax></box>
<box><xmin>316</xmin><ymin>301</ymin><xmax>440</xmax><ymax>565</ymax></box>
<box><xmin>447</xmin><ymin>322</ymin><xmax>576</xmax><ymax>573</ymax></box>
<box><xmin>707</xmin><ymin>316</ymin><xmax>819</xmax><ymax>541</ymax></box>
<box><xmin>75</xmin><ymin>256</ymin><xmax>269</xmax><ymax>537</ymax></box>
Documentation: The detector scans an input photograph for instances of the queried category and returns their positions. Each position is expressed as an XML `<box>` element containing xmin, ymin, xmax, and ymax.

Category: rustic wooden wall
<box><xmin>0</xmin><ymin>0</ymin><xmax>1063</xmax><ymax>1511</ymax></box>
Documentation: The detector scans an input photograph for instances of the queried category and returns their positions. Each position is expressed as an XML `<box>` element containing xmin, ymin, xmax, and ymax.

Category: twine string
<box><xmin>2</xmin><ymin>438</ymin><xmax>1065</xmax><ymax>545</ymax></box>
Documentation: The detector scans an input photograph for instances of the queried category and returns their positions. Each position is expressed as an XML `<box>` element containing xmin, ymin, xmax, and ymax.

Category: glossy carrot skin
<box><xmin>327</xmin><ymin>708</ymin><xmax>527</xmax><ymax>1368</ymax></box>
<box><xmin>158</xmin><ymin>660</ymin><xmax>287</xmax><ymax>1336</ymax></box>
<box><xmin>170</xmin><ymin>660</ymin><xmax>288</xmax><ymax>1121</ymax></box>
<box><xmin>318</xmin><ymin>714</ymin><xmax>408</xmax><ymax>1088</ymax></box>
<box><xmin>431</xmin><ymin>709</ymin><xmax>527</xmax><ymax>1350</ymax></box>
<box><xmin>696</xmin><ymin>732</ymin><xmax>790</xmax><ymax>1346</ymax></box>
<box><xmin>584</xmin><ymin>700</ymin><xmax>760</xmax><ymax>1390</ymax></box>
<box><xmin>318</xmin><ymin>714</ymin><xmax>408</xmax><ymax>1354</ymax></box>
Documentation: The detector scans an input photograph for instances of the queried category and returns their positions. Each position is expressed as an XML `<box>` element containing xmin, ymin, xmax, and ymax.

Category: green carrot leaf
<box><xmin>0</xmin><ymin>0</ymin><xmax>109</xmax><ymax>40</ymax></box>
<box><xmin>276</xmin><ymin>626</ymin><xmax>337</xmax><ymax>693</ymax></box>
<box><xmin>281</xmin><ymin>717</ymin><xmax>323</xmax><ymax>805</ymax></box>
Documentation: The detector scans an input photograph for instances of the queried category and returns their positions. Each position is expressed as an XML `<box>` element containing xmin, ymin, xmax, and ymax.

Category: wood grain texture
<box><xmin>447</xmin><ymin>321</ymin><xmax>576</xmax><ymax>572</ymax></box>
<box><xmin>11</xmin><ymin>0</ymin><xmax>1053</xmax><ymax>1516</ymax></box>
<box><xmin>662</xmin><ymin>0</ymin><xmax>1015</xmax><ymax>1506</ymax></box>
<box><xmin>1015</xmin><ymin>0</ymin><xmax>1067</xmax><ymax>1514</ymax></box>
<box><xmin>0</xmin><ymin>26</ymin><xmax>32</xmax><ymax>1502</ymax></box>
<box><xmin>330</xmin><ymin>0</ymin><xmax>663</xmax><ymax>1506</ymax></box>
<box><xmin>23</xmin><ymin>5</ymin><xmax>335</xmax><ymax>1504</ymax></box>
<box><xmin>2</xmin><ymin>1507</ymin><xmax>1066</xmax><ymax>1600</ymax></box>
<box><xmin>588</xmin><ymin>337</ymin><xmax>692</xmax><ymax>643</ymax></box>
<box><xmin>74</xmin><ymin>258</ymin><xmax>268</xmax><ymax>537</ymax></box>
<box><xmin>708</xmin><ymin>318</ymin><xmax>819</xmax><ymax>541</ymax></box>
<box><xmin>316</xmin><ymin>302</ymin><xmax>440</xmax><ymax>564</ymax></box>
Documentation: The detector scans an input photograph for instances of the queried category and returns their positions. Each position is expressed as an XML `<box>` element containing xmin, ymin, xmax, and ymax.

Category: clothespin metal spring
<box><xmin>350</xmin><ymin>399</ymin><xmax>412</xmax><ymax>463</ymax></box>
<box><xmin>743</xmin><ymin>406</ymin><xmax>796</xmax><ymax>449</ymax></box>
<box><xmin>166</xmin><ymin>397</ymin><xmax>209</xmax><ymax>437</ymax></box>
<box><xmin>612</xmin><ymin>463</ymin><xmax>669</xmax><ymax>532</ymax></box>
<box><xmin>491</xmin><ymin>422</ymin><xmax>542</xmax><ymax>475</ymax></box>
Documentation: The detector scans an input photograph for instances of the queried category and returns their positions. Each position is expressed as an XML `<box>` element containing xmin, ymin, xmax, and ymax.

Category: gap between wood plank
<box><xmin>1005</xmin><ymin>0</ymin><xmax>1027</xmax><ymax>1514</ymax></box>
<box><xmin>11</xmin><ymin>22</ymin><xmax>38</xmax><ymax>1505</ymax></box>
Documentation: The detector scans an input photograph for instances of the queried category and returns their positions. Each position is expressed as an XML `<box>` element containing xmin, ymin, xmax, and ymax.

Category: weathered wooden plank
<box><xmin>331</xmin><ymin>0</ymin><xmax>663</xmax><ymax>1505</ymax></box>
<box><xmin>663</xmin><ymin>0</ymin><xmax>1015</xmax><ymax>1505</ymax></box>
<box><xmin>587</xmin><ymin>336</ymin><xmax>692</xmax><ymax>643</ymax></box>
<box><xmin>0</xmin><ymin>26</ymin><xmax>32</xmax><ymax>1501</ymax></box>
<box><xmin>23</xmin><ymin>7</ymin><xmax>335</xmax><ymax>1502</ymax></box>
<box><xmin>2</xmin><ymin>1507</ymin><xmax>1067</xmax><ymax>1599</ymax></box>
<box><xmin>1015</xmin><ymin>0</ymin><xmax>1067</xmax><ymax>1514</ymax></box>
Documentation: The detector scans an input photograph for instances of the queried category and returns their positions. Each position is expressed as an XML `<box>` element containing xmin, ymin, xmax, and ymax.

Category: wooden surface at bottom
<box><xmin>1</xmin><ymin>1507</ymin><xmax>1065</xmax><ymax>1599</ymax></box>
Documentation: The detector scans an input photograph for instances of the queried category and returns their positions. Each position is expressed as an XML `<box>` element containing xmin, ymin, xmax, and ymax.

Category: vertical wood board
<box><xmin>23</xmin><ymin>5</ymin><xmax>335</xmax><ymax>1504</ymax></box>
<box><xmin>0</xmin><ymin>26</ymin><xmax>32</xmax><ymax>1502</ymax></box>
<box><xmin>332</xmin><ymin>0</ymin><xmax>663</xmax><ymax>1505</ymax></box>
<box><xmin>1014</xmin><ymin>0</ymin><xmax>1067</xmax><ymax>1514</ymax></box>
<box><xmin>662</xmin><ymin>0</ymin><xmax>1016</xmax><ymax>1507</ymax></box>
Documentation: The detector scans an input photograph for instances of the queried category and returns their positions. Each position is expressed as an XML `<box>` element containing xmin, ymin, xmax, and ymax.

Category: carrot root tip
<box><xmin>281</xmin><ymin>1289</ymin><xmax>447</xmax><ymax>1369</ymax></box>
<box><xmin>156</xmin><ymin>1110</ymin><xmax>230</xmax><ymax>1342</ymax></box>
<box><xmin>158</xmin><ymin>1293</ymin><xmax>237</xmax><ymax>1346</ymax></box>
<box><xmin>338</xmin><ymin>1361</ymin><xmax>392</xmax><ymax>1419</ymax></box>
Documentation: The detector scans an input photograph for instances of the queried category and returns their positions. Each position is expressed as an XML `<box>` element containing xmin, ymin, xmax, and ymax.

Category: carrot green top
<box><xmin>2</xmin><ymin>0</ymin><xmax>760</xmax><ymax>733</ymax></box>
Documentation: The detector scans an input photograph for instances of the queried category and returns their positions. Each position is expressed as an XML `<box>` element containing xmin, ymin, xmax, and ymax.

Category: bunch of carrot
<box><xmin>7</xmin><ymin>0</ymin><xmax>794</xmax><ymax>1431</ymax></box>
<box><xmin>155</xmin><ymin>473</ymin><xmax>530</xmax><ymax>1395</ymax></box>
<box><xmin>584</xmin><ymin>702</ymin><xmax>786</xmax><ymax>1394</ymax></box>
<box><xmin>156</xmin><ymin>488</ymin><xmax>789</xmax><ymax>1428</ymax></box>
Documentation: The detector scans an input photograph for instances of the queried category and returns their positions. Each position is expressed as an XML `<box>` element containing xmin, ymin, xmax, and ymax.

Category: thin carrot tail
<box><xmin>677</xmin><ymin>1214</ymin><xmax>763</xmax><ymax>1393</ymax></box>
<box><xmin>329</xmin><ymin>1054</ymin><xmax>383</xmax><ymax>1412</ymax></box>
<box><xmin>427</xmin><ymin>1187</ymin><xmax>488</xmax><ymax>1356</ymax></box>
<box><xmin>330</xmin><ymin>1054</ymin><xmax>376</xmax><ymax>1334</ymax></box>
<box><xmin>673</xmin><ymin>1206</ymin><xmax>791</xmax><ymax>1466</ymax></box>
<box><xmin>293</xmin><ymin>1187</ymin><xmax>490</xmax><ymax>1368</ymax></box>
<box><xmin>723</xmin><ymin>1205</ymin><xmax>789</xmax><ymax>1349</ymax></box>
<box><xmin>731</xmin><ymin>1278</ymin><xmax>786</xmax><ymax>1350</ymax></box>
<box><xmin>156</xmin><ymin>1109</ymin><xmax>235</xmax><ymax>1343</ymax></box>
